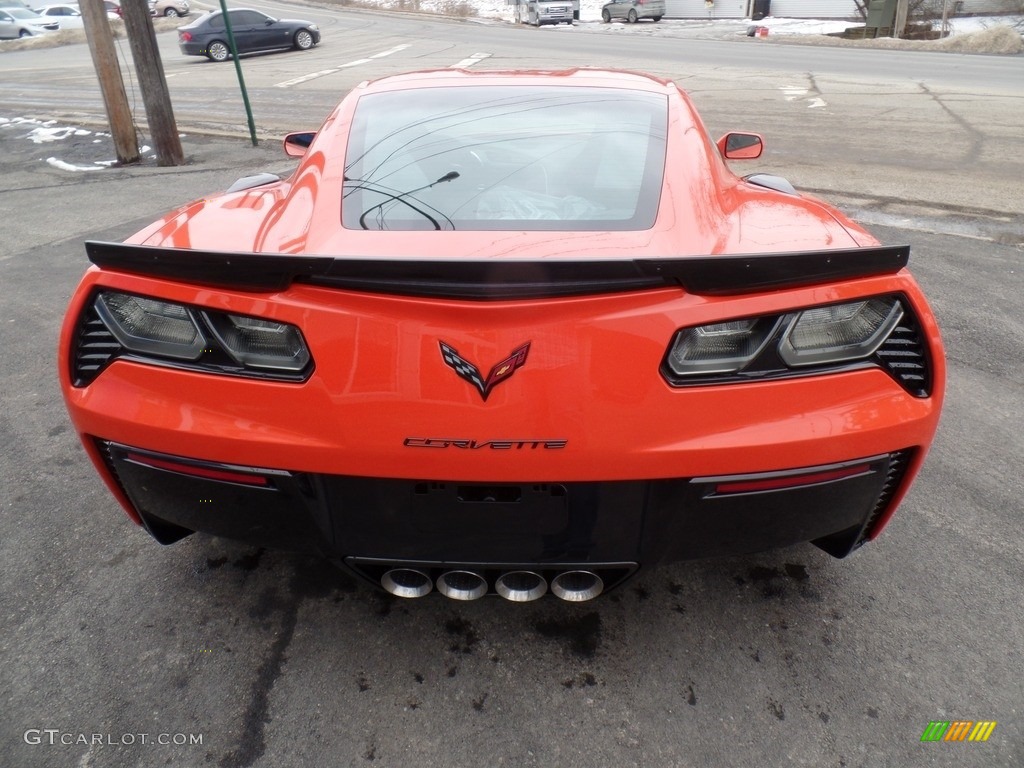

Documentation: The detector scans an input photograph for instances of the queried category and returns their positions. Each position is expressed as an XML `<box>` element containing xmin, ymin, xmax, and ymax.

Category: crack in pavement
<box><xmin>214</xmin><ymin>557</ymin><xmax>353</xmax><ymax>768</ymax></box>
<box><xmin>217</xmin><ymin>583</ymin><xmax>301</xmax><ymax>768</ymax></box>
<box><xmin>917</xmin><ymin>81</ymin><xmax>985</xmax><ymax>164</ymax></box>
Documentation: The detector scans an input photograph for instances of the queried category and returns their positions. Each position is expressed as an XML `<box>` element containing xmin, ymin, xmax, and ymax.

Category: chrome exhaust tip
<box><xmin>381</xmin><ymin>568</ymin><xmax>433</xmax><ymax>599</ymax></box>
<box><xmin>551</xmin><ymin>570</ymin><xmax>604</xmax><ymax>602</ymax></box>
<box><xmin>436</xmin><ymin>570</ymin><xmax>488</xmax><ymax>601</ymax></box>
<box><xmin>495</xmin><ymin>570</ymin><xmax>547</xmax><ymax>602</ymax></box>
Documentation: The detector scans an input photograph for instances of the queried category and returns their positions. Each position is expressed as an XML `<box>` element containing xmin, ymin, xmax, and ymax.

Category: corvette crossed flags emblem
<box><xmin>439</xmin><ymin>341</ymin><xmax>531</xmax><ymax>401</ymax></box>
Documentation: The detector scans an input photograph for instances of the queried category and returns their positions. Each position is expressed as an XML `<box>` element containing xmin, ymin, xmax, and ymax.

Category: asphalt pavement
<box><xmin>1</xmin><ymin>127</ymin><xmax>1021</xmax><ymax>768</ymax></box>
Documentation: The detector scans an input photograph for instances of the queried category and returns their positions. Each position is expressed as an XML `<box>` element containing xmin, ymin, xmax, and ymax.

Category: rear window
<box><xmin>342</xmin><ymin>86</ymin><xmax>667</xmax><ymax>231</ymax></box>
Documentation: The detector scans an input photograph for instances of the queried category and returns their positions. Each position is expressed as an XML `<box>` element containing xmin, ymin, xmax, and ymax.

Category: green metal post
<box><xmin>218</xmin><ymin>0</ymin><xmax>258</xmax><ymax>146</ymax></box>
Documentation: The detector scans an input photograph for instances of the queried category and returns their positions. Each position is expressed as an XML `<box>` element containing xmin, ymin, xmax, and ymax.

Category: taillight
<box><xmin>778</xmin><ymin>298</ymin><xmax>903</xmax><ymax>367</ymax></box>
<box><xmin>77</xmin><ymin>290</ymin><xmax>314</xmax><ymax>384</ymax></box>
<box><xmin>179</xmin><ymin>31</ymin><xmax>192</xmax><ymax>42</ymax></box>
<box><xmin>95</xmin><ymin>292</ymin><xmax>206</xmax><ymax>361</ymax></box>
<box><xmin>661</xmin><ymin>295</ymin><xmax>928</xmax><ymax>395</ymax></box>
<box><xmin>664</xmin><ymin>317</ymin><xmax>780</xmax><ymax>376</ymax></box>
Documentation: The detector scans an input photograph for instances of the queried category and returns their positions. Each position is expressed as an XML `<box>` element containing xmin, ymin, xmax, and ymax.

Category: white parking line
<box><xmin>275</xmin><ymin>45</ymin><xmax>410</xmax><ymax>88</ymax></box>
<box><xmin>370</xmin><ymin>45</ymin><xmax>410</xmax><ymax>59</ymax></box>
<box><xmin>450</xmin><ymin>53</ymin><xmax>492</xmax><ymax>69</ymax></box>
<box><xmin>778</xmin><ymin>86</ymin><xmax>828</xmax><ymax>110</ymax></box>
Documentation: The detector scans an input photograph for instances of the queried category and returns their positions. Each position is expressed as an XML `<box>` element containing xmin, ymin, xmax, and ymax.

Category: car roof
<box><xmin>183</xmin><ymin>8</ymin><xmax>260</xmax><ymax>27</ymax></box>
<box><xmin>355</xmin><ymin>68</ymin><xmax>678</xmax><ymax>96</ymax></box>
<box><xmin>202</xmin><ymin>7</ymin><xmax>262</xmax><ymax>14</ymax></box>
<box><xmin>189</xmin><ymin>8</ymin><xmax>264</xmax><ymax>21</ymax></box>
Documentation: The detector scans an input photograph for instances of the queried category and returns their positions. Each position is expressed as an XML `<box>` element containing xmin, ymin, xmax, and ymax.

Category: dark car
<box><xmin>177</xmin><ymin>8</ymin><xmax>319</xmax><ymax>62</ymax></box>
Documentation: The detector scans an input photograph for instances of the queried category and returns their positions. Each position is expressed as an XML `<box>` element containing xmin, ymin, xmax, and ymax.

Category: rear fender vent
<box><xmin>812</xmin><ymin>448</ymin><xmax>914</xmax><ymax>557</ymax></box>
<box><xmin>72</xmin><ymin>304</ymin><xmax>121</xmax><ymax>387</ymax></box>
<box><xmin>856</xmin><ymin>448</ymin><xmax>913</xmax><ymax>548</ymax></box>
<box><xmin>876</xmin><ymin>305</ymin><xmax>931</xmax><ymax>397</ymax></box>
<box><xmin>94</xmin><ymin>439</ymin><xmax>194</xmax><ymax>544</ymax></box>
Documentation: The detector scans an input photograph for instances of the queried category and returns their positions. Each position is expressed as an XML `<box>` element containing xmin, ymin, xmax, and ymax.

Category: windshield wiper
<box><xmin>352</xmin><ymin>171</ymin><xmax>460</xmax><ymax>231</ymax></box>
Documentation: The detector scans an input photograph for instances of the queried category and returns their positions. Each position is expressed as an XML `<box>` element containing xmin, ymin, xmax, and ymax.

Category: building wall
<box><xmin>663</xmin><ymin>0</ymin><xmax>1009</xmax><ymax>19</ymax></box>
<box><xmin>771</xmin><ymin>0</ymin><xmax>862</xmax><ymax>17</ymax></box>
<box><xmin>961</xmin><ymin>0</ymin><xmax>1021</xmax><ymax>11</ymax></box>
<box><xmin>664</xmin><ymin>0</ymin><xmax>857</xmax><ymax>19</ymax></box>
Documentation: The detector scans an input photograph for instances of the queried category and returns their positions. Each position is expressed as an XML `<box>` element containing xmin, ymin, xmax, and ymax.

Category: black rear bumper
<box><xmin>97</xmin><ymin>440</ymin><xmax>911</xmax><ymax>590</ymax></box>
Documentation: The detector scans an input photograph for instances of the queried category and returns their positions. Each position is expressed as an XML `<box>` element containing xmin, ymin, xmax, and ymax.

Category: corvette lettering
<box><xmin>439</xmin><ymin>341</ymin><xmax>530</xmax><ymax>401</ymax></box>
<box><xmin>404</xmin><ymin>438</ymin><xmax>567</xmax><ymax>450</ymax></box>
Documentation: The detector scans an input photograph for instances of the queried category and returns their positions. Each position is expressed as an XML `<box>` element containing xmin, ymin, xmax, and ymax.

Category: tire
<box><xmin>652</xmin><ymin>15</ymin><xmax>662</xmax><ymax>21</ymax></box>
<box><xmin>164</xmin><ymin>8</ymin><xmax>179</xmax><ymax>16</ymax></box>
<box><xmin>601</xmin><ymin>8</ymin><xmax>610</xmax><ymax>22</ymax></box>
<box><xmin>294</xmin><ymin>29</ymin><xmax>314</xmax><ymax>50</ymax></box>
<box><xmin>206</xmin><ymin>40</ymin><xmax>230</xmax><ymax>62</ymax></box>
<box><xmin>627</xmin><ymin>9</ymin><xmax>638</xmax><ymax>22</ymax></box>
<box><xmin>19</xmin><ymin>29</ymin><xmax>31</xmax><ymax>38</ymax></box>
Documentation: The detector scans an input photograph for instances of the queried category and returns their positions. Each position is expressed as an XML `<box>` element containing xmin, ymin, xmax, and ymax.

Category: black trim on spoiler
<box><xmin>85</xmin><ymin>242</ymin><xmax>910</xmax><ymax>299</ymax></box>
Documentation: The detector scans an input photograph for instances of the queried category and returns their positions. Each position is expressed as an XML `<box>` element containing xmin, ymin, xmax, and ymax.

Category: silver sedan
<box><xmin>600</xmin><ymin>0</ymin><xmax>665</xmax><ymax>23</ymax></box>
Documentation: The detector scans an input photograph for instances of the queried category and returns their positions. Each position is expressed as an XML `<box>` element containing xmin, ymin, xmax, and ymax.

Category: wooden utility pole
<box><xmin>120</xmin><ymin>0</ymin><xmax>185</xmax><ymax>166</ymax></box>
<box><xmin>894</xmin><ymin>0</ymin><xmax>910</xmax><ymax>38</ymax></box>
<box><xmin>78</xmin><ymin>0</ymin><xmax>139</xmax><ymax>164</ymax></box>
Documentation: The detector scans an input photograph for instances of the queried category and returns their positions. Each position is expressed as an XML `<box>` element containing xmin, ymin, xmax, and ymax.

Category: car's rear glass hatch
<box><xmin>342</xmin><ymin>86</ymin><xmax>668</xmax><ymax>232</ymax></box>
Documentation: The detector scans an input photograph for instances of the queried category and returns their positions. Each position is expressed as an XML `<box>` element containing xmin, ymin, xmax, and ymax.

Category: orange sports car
<box><xmin>59</xmin><ymin>69</ymin><xmax>944</xmax><ymax>602</ymax></box>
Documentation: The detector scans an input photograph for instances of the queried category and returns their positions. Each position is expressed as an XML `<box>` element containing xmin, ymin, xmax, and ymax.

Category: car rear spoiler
<box><xmin>85</xmin><ymin>241</ymin><xmax>909</xmax><ymax>300</ymax></box>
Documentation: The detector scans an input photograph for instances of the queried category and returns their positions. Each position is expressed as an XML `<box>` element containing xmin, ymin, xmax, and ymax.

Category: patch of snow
<box><xmin>356</xmin><ymin>0</ymin><xmax>1021</xmax><ymax>41</ymax></box>
<box><xmin>28</xmin><ymin>125</ymin><xmax>93</xmax><ymax>143</ymax></box>
<box><xmin>749</xmin><ymin>17</ymin><xmax>855</xmax><ymax>36</ymax></box>
<box><xmin>46</xmin><ymin>157</ymin><xmax>102</xmax><ymax>172</ymax></box>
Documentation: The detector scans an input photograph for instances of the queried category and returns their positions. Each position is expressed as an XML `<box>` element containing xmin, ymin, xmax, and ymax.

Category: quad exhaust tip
<box><xmin>551</xmin><ymin>570</ymin><xmax>604</xmax><ymax>602</ymax></box>
<box><xmin>381</xmin><ymin>566</ymin><xmax>607</xmax><ymax>601</ymax></box>
<box><xmin>436</xmin><ymin>570</ymin><xmax>488</xmax><ymax>601</ymax></box>
<box><xmin>495</xmin><ymin>570</ymin><xmax>548</xmax><ymax>602</ymax></box>
<box><xmin>381</xmin><ymin>568</ymin><xmax>433</xmax><ymax>599</ymax></box>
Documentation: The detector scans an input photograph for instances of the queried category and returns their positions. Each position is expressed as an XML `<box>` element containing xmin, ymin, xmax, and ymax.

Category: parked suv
<box><xmin>601</xmin><ymin>0</ymin><xmax>664</xmax><ymax>22</ymax></box>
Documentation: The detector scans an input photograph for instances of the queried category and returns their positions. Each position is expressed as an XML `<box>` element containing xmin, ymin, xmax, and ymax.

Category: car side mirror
<box><xmin>717</xmin><ymin>132</ymin><xmax>764</xmax><ymax>160</ymax></box>
<box><xmin>265</xmin><ymin>18</ymin><xmax>274</xmax><ymax>24</ymax></box>
<box><xmin>283</xmin><ymin>131</ymin><xmax>315</xmax><ymax>158</ymax></box>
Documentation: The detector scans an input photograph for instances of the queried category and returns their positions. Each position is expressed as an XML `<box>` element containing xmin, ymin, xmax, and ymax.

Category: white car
<box><xmin>149</xmin><ymin>0</ymin><xmax>188</xmax><ymax>17</ymax></box>
<box><xmin>600</xmin><ymin>0</ymin><xmax>665</xmax><ymax>22</ymax></box>
<box><xmin>33</xmin><ymin>4</ymin><xmax>85</xmax><ymax>28</ymax></box>
<box><xmin>0</xmin><ymin>6</ymin><xmax>58</xmax><ymax>36</ymax></box>
<box><xmin>43</xmin><ymin>1</ymin><xmax>122</xmax><ymax>20</ymax></box>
